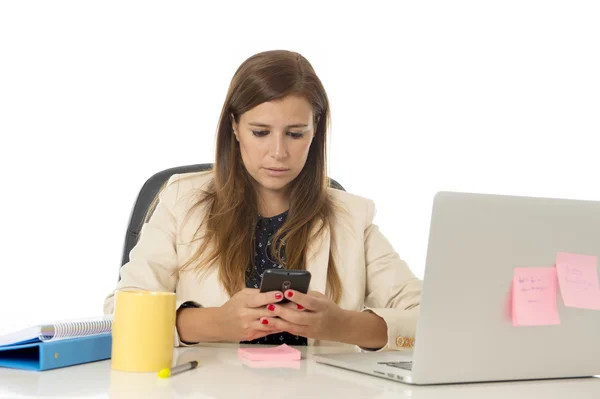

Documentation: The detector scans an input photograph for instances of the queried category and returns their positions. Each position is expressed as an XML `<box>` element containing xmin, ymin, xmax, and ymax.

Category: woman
<box><xmin>103</xmin><ymin>49</ymin><xmax>421</xmax><ymax>351</ymax></box>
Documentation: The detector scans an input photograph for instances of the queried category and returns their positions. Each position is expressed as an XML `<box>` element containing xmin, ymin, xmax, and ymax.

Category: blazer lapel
<box><xmin>305</xmin><ymin>218</ymin><xmax>330</xmax><ymax>296</ymax></box>
<box><xmin>304</xmin><ymin>219</ymin><xmax>331</xmax><ymax>347</ymax></box>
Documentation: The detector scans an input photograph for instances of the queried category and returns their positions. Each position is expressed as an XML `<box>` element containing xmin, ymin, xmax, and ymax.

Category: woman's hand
<box><xmin>215</xmin><ymin>288</ymin><xmax>285</xmax><ymax>342</ymax></box>
<box><xmin>260</xmin><ymin>290</ymin><xmax>349</xmax><ymax>342</ymax></box>
<box><xmin>261</xmin><ymin>289</ymin><xmax>389</xmax><ymax>349</ymax></box>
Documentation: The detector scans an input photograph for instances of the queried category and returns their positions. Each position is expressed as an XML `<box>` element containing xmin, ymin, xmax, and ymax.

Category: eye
<box><xmin>252</xmin><ymin>130</ymin><xmax>269</xmax><ymax>137</ymax></box>
<box><xmin>288</xmin><ymin>132</ymin><xmax>304</xmax><ymax>139</ymax></box>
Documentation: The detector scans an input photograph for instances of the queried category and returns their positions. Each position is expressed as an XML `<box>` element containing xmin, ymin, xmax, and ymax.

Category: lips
<box><xmin>264</xmin><ymin>168</ymin><xmax>289</xmax><ymax>177</ymax></box>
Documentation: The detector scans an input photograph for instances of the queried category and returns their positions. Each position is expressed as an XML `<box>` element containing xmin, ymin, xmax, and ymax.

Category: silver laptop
<box><xmin>315</xmin><ymin>191</ymin><xmax>600</xmax><ymax>385</ymax></box>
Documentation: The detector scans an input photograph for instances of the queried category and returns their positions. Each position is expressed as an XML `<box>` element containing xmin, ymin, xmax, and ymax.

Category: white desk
<box><xmin>0</xmin><ymin>343</ymin><xmax>599</xmax><ymax>398</ymax></box>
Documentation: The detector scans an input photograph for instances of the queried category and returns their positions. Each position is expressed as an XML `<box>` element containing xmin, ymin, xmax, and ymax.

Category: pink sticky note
<box><xmin>512</xmin><ymin>267</ymin><xmax>560</xmax><ymax>326</ymax></box>
<box><xmin>237</xmin><ymin>344</ymin><xmax>301</xmax><ymax>361</ymax></box>
<box><xmin>555</xmin><ymin>252</ymin><xmax>600</xmax><ymax>310</ymax></box>
<box><xmin>240</xmin><ymin>358</ymin><xmax>301</xmax><ymax>369</ymax></box>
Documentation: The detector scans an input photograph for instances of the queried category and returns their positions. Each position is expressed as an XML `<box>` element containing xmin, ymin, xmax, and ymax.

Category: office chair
<box><xmin>120</xmin><ymin>163</ymin><xmax>345</xmax><ymax>271</ymax></box>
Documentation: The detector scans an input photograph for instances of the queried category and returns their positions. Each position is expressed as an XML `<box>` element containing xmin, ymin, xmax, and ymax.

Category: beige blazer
<box><xmin>103</xmin><ymin>171</ymin><xmax>422</xmax><ymax>351</ymax></box>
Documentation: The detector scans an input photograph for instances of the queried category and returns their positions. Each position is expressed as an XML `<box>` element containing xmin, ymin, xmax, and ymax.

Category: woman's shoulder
<box><xmin>165</xmin><ymin>169</ymin><xmax>215</xmax><ymax>191</ymax></box>
<box><xmin>158</xmin><ymin>170</ymin><xmax>215</xmax><ymax>211</ymax></box>
<box><xmin>327</xmin><ymin>187</ymin><xmax>377</xmax><ymax>225</ymax></box>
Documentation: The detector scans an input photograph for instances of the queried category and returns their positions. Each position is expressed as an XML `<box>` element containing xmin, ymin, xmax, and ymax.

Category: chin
<box><xmin>257</xmin><ymin>179</ymin><xmax>291</xmax><ymax>192</ymax></box>
<box><xmin>255</xmin><ymin>173</ymin><xmax>296</xmax><ymax>189</ymax></box>
<box><xmin>246</xmin><ymin>168</ymin><xmax>298</xmax><ymax>192</ymax></box>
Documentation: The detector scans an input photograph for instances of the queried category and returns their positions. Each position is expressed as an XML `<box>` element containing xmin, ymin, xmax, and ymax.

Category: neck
<box><xmin>256</xmin><ymin>189</ymin><xmax>289</xmax><ymax>218</ymax></box>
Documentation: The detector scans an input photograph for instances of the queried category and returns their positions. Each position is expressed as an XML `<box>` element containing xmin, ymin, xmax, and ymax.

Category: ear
<box><xmin>314</xmin><ymin>114</ymin><xmax>321</xmax><ymax>135</ymax></box>
<box><xmin>231</xmin><ymin>114</ymin><xmax>239</xmax><ymax>142</ymax></box>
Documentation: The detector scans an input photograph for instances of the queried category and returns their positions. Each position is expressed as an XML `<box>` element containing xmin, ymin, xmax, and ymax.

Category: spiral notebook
<box><xmin>0</xmin><ymin>315</ymin><xmax>113</xmax><ymax>347</ymax></box>
<box><xmin>0</xmin><ymin>316</ymin><xmax>114</xmax><ymax>371</ymax></box>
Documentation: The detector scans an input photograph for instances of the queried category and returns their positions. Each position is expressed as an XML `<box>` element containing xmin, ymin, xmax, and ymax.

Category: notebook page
<box><xmin>0</xmin><ymin>326</ymin><xmax>42</xmax><ymax>347</ymax></box>
<box><xmin>0</xmin><ymin>315</ymin><xmax>113</xmax><ymax>346</ymax></box>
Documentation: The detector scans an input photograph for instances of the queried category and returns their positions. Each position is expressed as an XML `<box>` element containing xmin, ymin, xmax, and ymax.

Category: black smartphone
<box><xmin>259</xmin><ymin>269</ymin><xmax>311</xmax><ymax>302</ymax></box>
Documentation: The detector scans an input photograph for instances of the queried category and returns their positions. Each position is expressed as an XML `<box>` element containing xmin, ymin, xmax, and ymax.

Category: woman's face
<box><xmin>232</xmin><ymin>94</ymin><xmax>316</xmax><ymax>198</ymax></box>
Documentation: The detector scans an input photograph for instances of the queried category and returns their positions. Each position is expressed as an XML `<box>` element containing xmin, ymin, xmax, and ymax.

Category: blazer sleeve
<box><xmin>361</xmin><ymin>199</ymin><xmax>422</xmax><ymax>351</ymax></box>
<box><xmin>102</xmin><ymin>174</ymin><xmax>192</xmax><ymax>347</ymax></box>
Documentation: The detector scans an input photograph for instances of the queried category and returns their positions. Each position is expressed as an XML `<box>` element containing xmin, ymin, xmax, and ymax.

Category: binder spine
<box><xmin>39</xmin><ymin>334</ymin><xmax>113</xmax><ymax>371</ymax></box>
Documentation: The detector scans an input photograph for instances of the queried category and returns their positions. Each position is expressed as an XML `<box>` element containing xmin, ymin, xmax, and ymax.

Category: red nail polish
<box><xmin>297</xmin><ymin>305</ymin><xmax>304</xmax><ymax>310</ymax></box>
<box><xmin>275</xmin><ymin>293</ymin><xmax>283</xmax><ymax>300</ymax></box>
<box><xmin>267</xmin><ymin>304</ymin><xmax>275</xmax><ymax>311</ymax></box>
<box><xmin>261</xmin><ymin>319</ymin><xmax>269</xmax><ymax>325</ymax></box>
<box><xmin>286</xmin><ymin>291</ymin><xmax>293</xmax><ymax>298</ymax></box>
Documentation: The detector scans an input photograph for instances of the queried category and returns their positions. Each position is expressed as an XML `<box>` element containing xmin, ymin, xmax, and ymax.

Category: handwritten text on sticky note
<box><xmin>555</xmin><ymin>252</ymin><xmax>600</xmax><ymax>310</ymax></box>
<box><xmin>512</xmin><ymin>267</ymin><xmax>560</xmax><ymax>326</ymax></box>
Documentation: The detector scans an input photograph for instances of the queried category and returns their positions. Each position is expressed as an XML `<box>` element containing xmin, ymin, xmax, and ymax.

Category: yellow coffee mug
<box><xmin>111</xmin><ymin>290</ymin><xmax>176</xmax><ymax>372</ymax></box>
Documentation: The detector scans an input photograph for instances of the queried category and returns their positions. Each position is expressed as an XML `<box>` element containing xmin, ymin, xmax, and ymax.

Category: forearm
<box><xmin>337</xmin><ymin>309</ymin><xmax>388</xmax><ymax>350</ymax></box>
<box><xmin>176</xmin><ymin>307</ymin><xmax>224</xmax><ymax>343</ymax></box>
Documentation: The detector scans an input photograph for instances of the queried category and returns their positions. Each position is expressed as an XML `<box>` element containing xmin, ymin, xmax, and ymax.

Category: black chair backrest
<box><xmin>120</xmin><ymin>163</ymin><xmax>345</xmax><ymax>272</ymax></box>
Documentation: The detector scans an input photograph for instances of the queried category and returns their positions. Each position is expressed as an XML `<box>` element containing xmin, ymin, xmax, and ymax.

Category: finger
<box><xmin>246</xmin><ymin>319</ymin><xmax>282</xmax><ymax>340</ymax></box>
<box><xmin>266</xmin><ymin>303</ymin><xmax>312</xmax><ymax>326</ymax></box>
<box><xmin>245</xmin><ymin>306</ymin><xmax>280</xmax><ymax>321</ymax></box>
<box><xmin>265</xmin><ymin>317</ymin><xmax>308</xmax><ymax>337</ymax></box>
<box><xmin>246</xmin><ymin>290</ymin><xmax>284</xmax><ymax>308</ymax></box>
<box><xmin>283</xmin><ymin>290</ymin><xmax>324</xmax><ymax>311</ymax></box>
<box><xmin>280</xmin><ymin>302</ymin><xmax>305</xmax><ymax>311</ymax></box>
<box><xmin>251</xmin><ymin>317</ymin><xmax>280</xmax><ymax>332</ymax></box>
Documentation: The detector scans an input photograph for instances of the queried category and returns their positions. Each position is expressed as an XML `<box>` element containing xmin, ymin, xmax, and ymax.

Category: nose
<box><xmin>269</xmin><ymin>133</ymin><xmax>288</xmax><ymax>160</ymax></box>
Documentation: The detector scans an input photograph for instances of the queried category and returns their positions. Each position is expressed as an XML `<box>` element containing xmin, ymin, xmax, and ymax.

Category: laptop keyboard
<box><xmin>378</xmin><ymin>361</ymin><xmax>413</xmax><ymax>371</ymax></box>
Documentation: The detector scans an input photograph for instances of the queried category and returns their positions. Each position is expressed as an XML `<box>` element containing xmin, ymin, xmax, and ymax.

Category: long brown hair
<box><xmin>179</xmin><ymin>50</ymin><xmax>342</xmax><ymax>302</ymax></box>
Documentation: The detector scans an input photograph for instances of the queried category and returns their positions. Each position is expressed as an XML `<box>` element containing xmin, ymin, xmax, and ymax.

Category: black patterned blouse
<box><xmin>241</xmin><ymin>209</ymin><xmax>308</xmax><ymax>346</ymax></box>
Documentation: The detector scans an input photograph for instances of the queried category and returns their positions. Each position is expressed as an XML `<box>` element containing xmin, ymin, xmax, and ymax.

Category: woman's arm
<box><xmin>176</xmin><ymin>288</ymin><xmax>288</xmax><ymax>344</ymax></box>
<box><xmin>103</xmin><ymin>174</ymin><xmax>195</xmax><ymax>347</ymax></box>
<box><xmin>360</xmin><ymin>199</ymin><xmax>422</xmax><ymax>351</ymax></box>
<box><xmin>336</xmin><ymin>308</ymin><xmax>388</xmax><ymax>350</ymax></box>
<box><xmin>176</xmin><ymin>307</ymin><xmax>225</xmax><ymax>343</ymax></box>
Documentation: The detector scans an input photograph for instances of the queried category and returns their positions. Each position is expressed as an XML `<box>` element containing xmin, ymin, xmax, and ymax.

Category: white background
<box><xmin>0</xmin><ymin>0</ymin><xmax>598</xmax><ymax>337</ymax></box>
